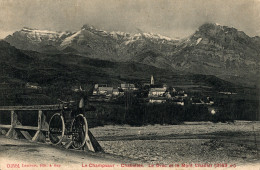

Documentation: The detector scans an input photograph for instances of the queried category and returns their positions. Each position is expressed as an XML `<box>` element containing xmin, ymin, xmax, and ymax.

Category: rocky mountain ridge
<box><xmin>4</xmin><ymin>23</ymin><xmax>260</xmax><ymax>86</ymax></box>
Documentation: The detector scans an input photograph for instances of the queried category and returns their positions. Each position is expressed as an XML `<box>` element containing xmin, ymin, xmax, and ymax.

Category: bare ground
<box><xmin>0</xmin><ymin>121</ymin><xmax>260</xmax><ymax>169</ymax></box>
<box><xmin>91</xmin><ymin>121</ymin><xmax>260</xmax><ymax>165</ymax></box>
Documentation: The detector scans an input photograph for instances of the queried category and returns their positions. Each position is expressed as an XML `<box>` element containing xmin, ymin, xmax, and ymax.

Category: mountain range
<box><xmin>3</xmin><ymin>23</ymin><xmax>260</xmax><ymax>87</ymax></box>
<box><xmin>2</xmin><ymin>38</ymin><xmax>249</xmax><ymax>105</ymax></box>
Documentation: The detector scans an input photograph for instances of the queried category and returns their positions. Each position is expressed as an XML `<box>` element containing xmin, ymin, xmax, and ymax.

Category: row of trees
<box><xmin>0</xmin><ymin>84</ymin><xmax>258</xmax><ymax>127</ymax></box>
<box><xmin>86</xmin><ymin>102</ymin><xmax>235</xmax><ymax>127</ymax></box>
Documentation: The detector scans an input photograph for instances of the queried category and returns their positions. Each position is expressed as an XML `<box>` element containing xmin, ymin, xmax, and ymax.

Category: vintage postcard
<box><xmin>0</xmin><ymin>0</ymin><xmax>259</xmax><ymax>169</ymax></box>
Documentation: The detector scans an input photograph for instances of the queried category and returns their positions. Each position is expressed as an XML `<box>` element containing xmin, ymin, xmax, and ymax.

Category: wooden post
<box><xmin>87</xmin><ymin>130</ymin><xmax>104</xmax><ymax>152</ymax></box>
<box><xmin>20</xmin><ymin>130</ymin><xmax>32</xmax><ymax>140</ymax></box>
<box><xmin>37</xmin><ymin>110</ymin><xmax>42</xmax><ymax>130</ymax></box>
<box><xmin>6</xmin><ymin>110</ymin><xmax>18</xmax><ymax>139</ymax></box>
<box><xmin>83</xmin><ymin>130</ymin><xmax>95</xmax><ymax>152</ymax></box>
<box><xmin>41</xmin><ymin>112</ymin><xmax>49</xmax><ymax>131</ymax></box>
<box><xmin>32</xmin><ymin>110</ymin><xmax>45</xmax><ymax>142</ymax></box>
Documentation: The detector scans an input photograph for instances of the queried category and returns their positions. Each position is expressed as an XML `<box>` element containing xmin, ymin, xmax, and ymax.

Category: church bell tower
<box><xmin>151</xmin><ymin>75</ymin><xmax>154</xmax><ymax>85</ymax></box>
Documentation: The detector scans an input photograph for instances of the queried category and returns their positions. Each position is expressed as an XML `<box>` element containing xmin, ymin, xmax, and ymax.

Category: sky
<box><xmin>0</xmin><ymin>0</ymin><xmax>260</xmax><ymax>39</ymax></box>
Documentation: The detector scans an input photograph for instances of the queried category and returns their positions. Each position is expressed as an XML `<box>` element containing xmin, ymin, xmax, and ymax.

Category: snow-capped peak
<box><xmin>110</xmin><ymin>31</ymin><xmax>130</xmax><ymax>37</ymax></box>
<box><xmin>7</xmin><ymin>24</ymin><xmax>180</xmax><ymax>50</ymax></box>
<box><xmin>17</xmin><ymin>27</ymin><xmax>72</xmax><ymax>43</ymax></box>
<box><xmin>142</xmin><ymin>32</ymin><xmax>175</xmax><ymax>41</ymax></box>
<box><xmin>60</xmin><ymin>30</ymin><xmax>81</xmax><ymax>47</ymax></box>
<box><xmin>21</xmin><ymin>27</ymin><xmax>61</xmax><ymax>35</ymax></box>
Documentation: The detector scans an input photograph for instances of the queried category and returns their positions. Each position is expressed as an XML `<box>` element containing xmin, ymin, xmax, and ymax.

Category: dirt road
<box><xmin>0</xmin><ymin>136</ymin><xmax>136</xmax><ymax>170</ymax></box>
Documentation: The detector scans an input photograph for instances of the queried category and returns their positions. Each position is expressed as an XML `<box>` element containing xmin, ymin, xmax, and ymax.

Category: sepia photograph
<box><xmin>0</xmin><ymin>0</ymin><xmax>259</xmax><ymax>169</ymax></box>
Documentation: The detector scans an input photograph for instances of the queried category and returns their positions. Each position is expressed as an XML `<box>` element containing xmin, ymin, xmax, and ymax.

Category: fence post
<box><xmin>41</xmin><ymin>111</ymin><xmax>49</xmax><ymax>131</ymax></box>
<box><xmin>32</xmin><ymin>110</ymin><xmax>45</xmax><ymax>142</ymax></box>
<box><xmin>6</xmin><ymin>110</ymin><xmax>18</xmax><ymax>139</ymax></box>
<box><xmin>85</xmin><ymin>130</ymin><xmax>104</xmax><ymax>152</ymax></box>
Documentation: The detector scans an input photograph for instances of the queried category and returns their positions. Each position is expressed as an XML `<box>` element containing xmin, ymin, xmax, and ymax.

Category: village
<box><xmin>86</xmin><ymin>75</ymin><xmax>216</xmax><ymax>114</ymax></box>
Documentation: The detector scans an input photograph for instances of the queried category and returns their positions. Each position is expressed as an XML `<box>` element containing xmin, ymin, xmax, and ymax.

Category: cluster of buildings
<box><xmin>71</xmin><ymin>75</ymin><xmax>215</xmax><ymax>109</ymax></box>
<box><xmin>92</xmin><ymin>83</ymin><xmax>136</xmax><ymax>96</ymax></box>
<box><xmin>90</xmin><ymin>75</ymin><xmax>196</xmax><ymax>106</ymax></box>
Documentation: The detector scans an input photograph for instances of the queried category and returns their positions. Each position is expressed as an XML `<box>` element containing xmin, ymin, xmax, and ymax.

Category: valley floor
<box><xmin>91</xmin><ymin>121</ymin><xmax>260</xmax><ymax>166</ymax></box>
<box><xmin>0</xmin><ymin>121</ymin><xmax>259</xmax><ymax>170</ymax></box>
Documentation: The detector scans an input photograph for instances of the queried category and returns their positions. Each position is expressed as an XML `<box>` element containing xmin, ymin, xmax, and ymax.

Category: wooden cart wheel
<box><xmin>71</xmin><ymin>114</ymin><xmax>88</xmax><ymax>149</ymax></box>
<box><xmin>48</xmin><ymin>113</ymin><xmax>65</xmax><ymax>145</ymax></box>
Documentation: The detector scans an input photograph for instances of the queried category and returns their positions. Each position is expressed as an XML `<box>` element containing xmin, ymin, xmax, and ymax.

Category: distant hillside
<box><xmin>0</xmin><ymin>40</ymin><xmax>241</xmax><ymax>93</ymax></box>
